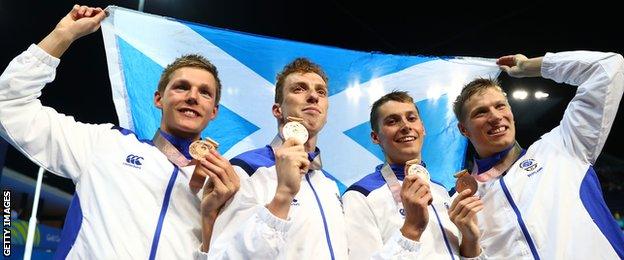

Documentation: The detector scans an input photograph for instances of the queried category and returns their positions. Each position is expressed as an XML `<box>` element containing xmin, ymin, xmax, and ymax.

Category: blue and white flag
<box><xmin>101</xmin><ymin>6</ymin><xmax>499</xmax><ymax>191</ymax></box>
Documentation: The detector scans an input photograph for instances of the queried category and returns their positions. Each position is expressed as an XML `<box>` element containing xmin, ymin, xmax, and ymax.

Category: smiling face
<box><xmin>154</xmin><ymin>67</ymin><xmax>218</xmax><ymax>140</ymax></box>
<box><xmin>272</xmin><ymin>72</ymin><xmax>329</xmax><ymax>136</ymax></box>
<box><xmin>371</xmin><ymin>100</ymin><xmax>425</xmax><ymax>165</ymax></box>
<box><xmin>458</xmin><ymin>87</ymin><xmax>516</xmax><ymax>158</ymax></box>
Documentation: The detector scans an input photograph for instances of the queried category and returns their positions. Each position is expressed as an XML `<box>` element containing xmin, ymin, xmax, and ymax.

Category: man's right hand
<box><xmin>56</xmin><ymin>5</ymin><xmax>107</xmax><ymax>42</ymax></box>
<box><xmin>399</xmin><ymin>174</ymin><xmax>432</xmax><ymax>241</ymax></box>
<box><xmin>266</xmin><ymin>138</ymin><xmax>309</xmax><ymax>219</ymax></box>
<box><xmin>38</xmin><ymin>5</ymin><xmax>107</xmax><ymax>58</ymax></box>
<box><xmin>497</xmin><ymin>54</ymin><xmax>543</xmax><ymax>78</ymax></box>
<box><xmin>199</xmin><ymin>149</ymin><xmax>240</xmax><ymax>217</ymax></box>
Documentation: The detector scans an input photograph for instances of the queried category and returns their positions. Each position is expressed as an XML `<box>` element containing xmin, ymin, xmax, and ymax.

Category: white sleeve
<box><xmin>541</xmin><ymin>51</ymin><xmax>624</xmax><ymax>164</ymax></box>
<box><xmin>371</xmin><ymin>230</ymin><xmax>422</xmax><ymax>260</ymax></box>
<box><xmin>206</xmin><ymin>166</ymin><xmax>291</xmax><ymax>259</ymax></box>
<box><xmin>0</xmin><ymin>44</ymin><xmax>114</xmax><ymax>181</ymax></box>
<box><xmin>343</xmin><ymin>190</ymin><xmax>421</xmax><ymax>260</ymax></box>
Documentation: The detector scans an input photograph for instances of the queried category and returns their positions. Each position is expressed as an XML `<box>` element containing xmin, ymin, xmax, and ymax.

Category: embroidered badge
<box><xmin>123</xmin><ymin>154</ymin><xmax>144</xmax><ymax>169</ymax></box>
<box><xmin>519</xmin><ymin>159</ymin><xmax>538</xmax><ymax>171</ymax></box>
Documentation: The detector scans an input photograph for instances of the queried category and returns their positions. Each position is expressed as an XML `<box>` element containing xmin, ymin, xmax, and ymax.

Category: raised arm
<box><xmin>498</xmin><ymin>51</ymin><xmax>624</xmax><ymax>164</ymax></box>
<box><xmin>0</xmin><ymin>5</ymin><xmax>110</xmax><ymax>181</ymax></box>
<box><xmin>38</xmin><ymin>5</ymin><xmax>107</xmax><ymax>58</ymax></box>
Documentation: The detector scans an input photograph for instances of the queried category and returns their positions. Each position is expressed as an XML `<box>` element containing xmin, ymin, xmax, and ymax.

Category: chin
<box><xmin>399</xmin><ymin>148</ymin><xmax>420</xmax><ymax>158</ymax></box>
<box><xmin>174</xmin><ymin>126</ymin><xmax>201</xmax><ymax>136</ymax></box>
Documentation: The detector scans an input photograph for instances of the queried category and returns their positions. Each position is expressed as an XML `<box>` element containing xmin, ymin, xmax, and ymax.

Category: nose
<box><xmin>488</xmin><ymin>107</ymin><xmax>503</xmax><ymax>123</ymax></box>
<box><xmin>306</xmin><ymin>90</ymin><xmax>319</xmax><ymax>104</ymax></box>
<box><xmin>185</xmin><ymin>87</ymin><xmax>199</xmax><ymax>105</ymax></box>
<box><xmin>399</xmin><ymin>118</ymin><xmax>412</xmax><ymax>133</ymax></box>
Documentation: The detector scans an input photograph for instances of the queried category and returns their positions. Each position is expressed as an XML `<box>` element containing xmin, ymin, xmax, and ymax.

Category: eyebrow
<box><xmin>315</xmin><ymin>83</ymin><xmax>327</xmax><ymax>89</ymax></box>
<box><xmin>171</xmin><ymin>79</ymin><xmax>189</xmax><ymax>85</ymax></box>
<box><xmin>383</xmin><ymin>110</ymin><xmax>417</xmax><ymax>120</ymax></box>
<box><xmin>383</xmin><ymin>114</ymin><xmax>400</xmax><ymax>121</ymax></box>
<box><xmin>470</xmin><ymin>106</ymin><xmax>488</xmax><ymax>116</ymax></box>
<box><xmin>290</xmin><ymin>82</ymin><xmax>308</xmax><ymax>88</ymax></box>
<box><xmin>469</xmin><ymin>99</ymin><xmax>507</xmax><ymax>116</ymax></box>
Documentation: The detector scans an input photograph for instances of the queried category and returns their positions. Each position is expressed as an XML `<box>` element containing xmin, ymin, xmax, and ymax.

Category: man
<box><xmin>343</xmin><ymin>91</ymin><xmax>484</xmax><ymax>259</ymax></box>
<box><xmin>205</xmin><ymin>58</ymin><xmax>347</xmax><ymax>259</ymax></box>
<box><xmin>0</xmin><ymin>5</ymin><xmax>239</xmax><ymax>258</ymax></box>
<box><xmin>453</xmin><ymin>52</ymin><xmax>624</xmax><ymax>259</ymax></box>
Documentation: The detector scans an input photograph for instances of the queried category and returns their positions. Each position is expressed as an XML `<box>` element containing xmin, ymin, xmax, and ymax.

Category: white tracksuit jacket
<box><xmin>474</xmin><ymin>51</ymin><xmax>624</xmax><ymax>259</ymax></box>
<box><xmin>343</xmin><ymin>163</ymin><xmax>483</xmax><ymax>260</ymax></box>
<box><xmin>206</xmin><ymin>145</ymin><xmax>348</xmax><ymax>260</ymax></box>
<box><xmin>0</xmin><ymin>45</ymin><xmax>203</xmax><ymax>259</ymax></box>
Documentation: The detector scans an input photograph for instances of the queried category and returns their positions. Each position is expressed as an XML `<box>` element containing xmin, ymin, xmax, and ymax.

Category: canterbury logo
<box><xmin>126</xmin><ymin>154</ymin><xmax>144</xmax><ymax>165</ymax></box>
<box><xmin>125</xmin><ymin>154</ymin><xmax>144</xmax><ymax>167</ymax></box>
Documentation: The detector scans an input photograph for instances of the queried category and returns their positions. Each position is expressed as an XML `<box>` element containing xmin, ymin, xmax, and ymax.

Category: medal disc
<box><xmin>282</xmin><ymin>121</ymin><xmax>309</xmax><ymax>144</ymax></box>
<box><xmin>406</xmin><ymin>163</ymin><xmax>430</xmax><ymax>184</ymax></box>
<box><xmin>455</xmin><ymin>174</ymin><xmax>478</xmax><ymax>196</ymax></box>
<box><xmin>189</xmin><ymin>140</ymin><xmax>214</xmax><ymax>160</ymax></box>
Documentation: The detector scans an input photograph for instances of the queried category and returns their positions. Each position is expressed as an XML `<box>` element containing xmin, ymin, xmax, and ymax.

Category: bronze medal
<box><xmin>189</xmin><ymin>137</ymin><xmax>219</xmax><ymax>160</ymax></box>
<box><xmin>189</xmin><ymin>137</ymin><xmax>220</xmax><ymax>193</ymax></box>
<box><xmin>454</xmin><ymin>169</ymin><xmax>477</xmax><ymax>196</ymax></box>
<box><xmin>405</xmin><ymin>159</ymin><xmax>430</xmax><ymax>184</ymax></box>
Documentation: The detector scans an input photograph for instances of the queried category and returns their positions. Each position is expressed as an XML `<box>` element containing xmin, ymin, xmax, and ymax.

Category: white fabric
<box><xmin>343</xmin><ymin>178</ymin><xmax>463</xmax><ymax>259</ymax></box>
<box><xmin>476</xmin><ymin>51</ymin><xmax>624</xmax><ymax>259</ymax></box>
<box><xmin>0</xmin><ymin>44</ymin><xmax>203</xmax><ymax>259</ymax></box>
<box><xmin>207</xmin><ymin>165</ymin><xmax>348</xmax><ymax>259</ymax></box>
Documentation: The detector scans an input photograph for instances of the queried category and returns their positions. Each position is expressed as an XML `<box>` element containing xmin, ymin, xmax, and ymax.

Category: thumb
<box><xmin>69</xmin><ymin>5</ymin><xmax>81</xmax><ymax>20</ymax></box>
<box><xmin>498</xmin><ymin>65</ymin><xmax>511</xmax><ymax>73</ymax></box>
<box><xmin>92</xmin><ymin>8</ymin><xmax>108</xmax><ymax>23</ymax></box>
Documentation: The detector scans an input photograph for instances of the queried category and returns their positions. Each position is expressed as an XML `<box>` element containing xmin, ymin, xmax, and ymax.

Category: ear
<box><xmin>154</xmin><ymin>91</ymin><xmax>163</xmax><ymax>109</ymax></box>
<box><xmin>457</xmin><ymin>122</ymin><xmax>469</xmax><ymax>137</ymax></box>
<box><xmin>370</xmin><ymin>131</ymin><xmax>380</xmax><ymax>144</ymax></box>
<box><xmin>272</xmin><ymin>103</ymin><xmax>282</xmax><ymax>120</ymax></box>
<box><xmin>209</xmin><ymin>105</ymin><xmax>219</xmax><ymax>121</ymax></box>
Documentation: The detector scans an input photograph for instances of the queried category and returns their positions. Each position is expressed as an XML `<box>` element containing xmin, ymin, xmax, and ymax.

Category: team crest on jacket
<box><xmin>123</xmin><ymin>154</ymin><xmax>143</xmax><ymax>169</ymax></box>
<box><xmin>519</xmin><ymin>159</ymin><xmax>538</xmax><ymax>171</ymax></box>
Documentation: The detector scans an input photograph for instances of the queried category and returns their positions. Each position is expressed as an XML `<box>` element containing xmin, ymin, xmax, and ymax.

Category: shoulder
<box><xmin>110</xmin><ymin>126</ymin><xmax>154</xmax><ymax>146</ymax></box>
<box><xmin>345</xmin><ymin>171</ymin><xmax>386</xmax><ymax>197</ymax></box>
<box><xmin>230</xmin><ymin>146</ymin><xmax>275</xmax><ymax>176</ymax></box>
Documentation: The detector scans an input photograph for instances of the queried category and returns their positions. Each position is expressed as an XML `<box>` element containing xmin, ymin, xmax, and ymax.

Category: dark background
<box><xmin>1</xmin><ymin>1</ymin><xmax>623</xmax><ymax>223</ymax></box>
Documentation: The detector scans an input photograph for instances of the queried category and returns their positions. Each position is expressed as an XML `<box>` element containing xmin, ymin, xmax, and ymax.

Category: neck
<box><xmin>159</xmin><ymin>127</ymin><xmax>200</xmax><ymax>141</ymax></box>
<box><xmin>385</xmin><ymin>154</ymin><xmax>420</xmax><ymax>166</ymax></box>
<box><xmin>474</xmin><ymin>142</ymin><xmax>519</xmax><ymax>174</ymax></box>
<box><xmin>476</xmin><ymin>140</ymin><xmax>517</xmax><ymax>159</ymax></box>
<box><xmin>304</xmin><ymin>133</ymin><xmax>318</xmax><ymax>153</ymax></box>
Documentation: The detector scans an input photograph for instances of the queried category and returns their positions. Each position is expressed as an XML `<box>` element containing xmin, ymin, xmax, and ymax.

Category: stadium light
<box><xmin>512</xmin><ymin>90</ymin><xmax>528</xmax><ymax>100</ymax></box>
<box><xmin>535</xmin><ymin>91</ymin><xmax>549</xmax><ymax>99</ymax></box>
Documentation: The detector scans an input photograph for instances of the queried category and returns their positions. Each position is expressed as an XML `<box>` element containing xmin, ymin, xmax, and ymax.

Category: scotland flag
<box><xmin>101</xmin><ymin>6</ymin><xmax>499</xmax><ymax>191</ymax></box>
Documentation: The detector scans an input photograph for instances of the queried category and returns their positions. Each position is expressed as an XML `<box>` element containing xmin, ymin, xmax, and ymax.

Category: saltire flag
<box><xmin>101</xmin><ymin>6</ymin><xmax>499</xmax><ymax>192</ymax></box>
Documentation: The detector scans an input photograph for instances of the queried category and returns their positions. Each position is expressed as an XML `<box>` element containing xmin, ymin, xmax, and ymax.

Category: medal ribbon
<box><xmin>270</xmin><ymin>135</ymin><xmax>323</xmax><ymax>171</ymax></box>
<box><xmin>152</xmin><ymin>130</ymin><xmax>192</xmax><ymax>167</ymax></box>
<box><xmin>153</xmin><ymin>130</ymin><xmax>209</xmax><ymax>192</ymax></box>
<box><xmin>470</xmin><ymin>142</ymin><xmax>523</xmax><ymax>182</ymax></box>
<box><xmin>380</xmin><ymin>163</ymin><xmax>403</xmax><ymax>205</ymax></box>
